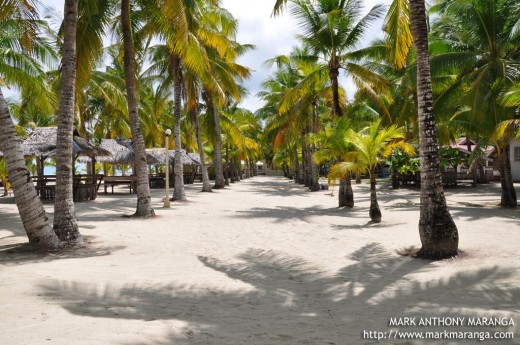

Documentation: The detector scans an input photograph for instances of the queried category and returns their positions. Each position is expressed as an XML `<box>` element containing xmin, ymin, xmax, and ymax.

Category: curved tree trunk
<box><xmin>172</xmin><ymin>54</ymin><xmax>187</xmax><ymax>201</ymax></box>
<box><xmin>369</xmin><ymin>174</ymin><xmax>381</xmax><ymax>223</ymax></box>
<box><xmin>212</xmin><ymin>100</ymin><xmax>225</xmax><ymax>189</ymax></box>
<box><xmin>53</xmin><ymin>0</ymin><xmax>82</xmax><ymax>245</ymax></box>
<box><xmin>499</xmin><ymin>146</ymin><xmax>517</xmax><ymax>207</ymax></box>
<box><xmin>410</xmin><ymin>0</ymin><xmax>458</xmax><ymax>259</ymax></box>
<box><xmin>0</xmin><ymin>90</ymin><xmax>61</xmax><ymax>250</ymax></box>
<box><xmin>121</xmin><ymin>0</ymin><xmax>155</xmax><ymax>217</ymax></box>
<box><xmin>193</xmin><ymin>104</ymin><xmax>211</xmax><ymax>192</ymax></box>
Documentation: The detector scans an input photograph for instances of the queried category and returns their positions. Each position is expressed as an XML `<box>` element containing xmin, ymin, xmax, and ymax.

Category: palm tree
<box><xmin>313</xmin><ymin>118</ymin><xmax>357</xmax><ymax>207</ymax></box>
<box><xmin>121</xmin><ymin>0</ymin><xmax>155</xmax><ymax>217</ymax></box>
<box><xmin>52</xmin><ymin>0</ymin><xmax>84</xmax><ymax>244</ymax></box>
<box><xmin>287</xmin><ymin>0</ymin><xmax>385</xmax><ymax>117</ymax></box>
<box><xmin>329</xmin><ymin>120</ymin><xmax>413</xmax><ymax>222</ymax></box>
<box><xmin>408</xmin><ymin>0</ymin><xmax>458</xmax><ymax>258</ymax></box>
<box><xmin>429</xmin><ymin>0</ymin><xmax>520</xmax><ymax>207</ymax></box>
<box><xmin>0</xmin><ymin>1</ymin><xmax>62</xmax><ymax>249</ymax></box>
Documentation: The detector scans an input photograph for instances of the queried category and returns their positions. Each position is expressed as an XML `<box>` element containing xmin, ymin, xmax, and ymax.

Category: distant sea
<box><xmin>43</xmin><ymin>163</ymin><xmax>131</xmax><ymax>175</ymax></box>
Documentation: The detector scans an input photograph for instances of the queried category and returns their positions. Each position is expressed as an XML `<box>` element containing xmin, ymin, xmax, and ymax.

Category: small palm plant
<box><xmin>328</xmin><ymin>120</ymin><xmax>414</xmax><ymax>222</ymax></box>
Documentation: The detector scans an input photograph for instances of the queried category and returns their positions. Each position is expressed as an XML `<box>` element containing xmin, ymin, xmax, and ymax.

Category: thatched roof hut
<box><xmin>21</xmin><ymin>127</ymin><xmax>110</xmax><ymax>159</ymax></box>
<box><xmin>145</xmin><ymin>148</ymin><xmax>200</xmax><ymax>165</ymax></box>
<box><xmin>97</xmin><ymin>138</ymin><xmax>200</xmax><ymax>165</ymax></box>
<box><xmin>97</xmin><ymin>139</ymin><xmax>135</xmax><ymax>164</ymax></box>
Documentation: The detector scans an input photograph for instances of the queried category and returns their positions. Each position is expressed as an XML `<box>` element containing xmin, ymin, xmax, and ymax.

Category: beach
<box><xmin>1</xmin><ymin>176</ymin><xmax>519</xmax><ymax>344</ymax></box>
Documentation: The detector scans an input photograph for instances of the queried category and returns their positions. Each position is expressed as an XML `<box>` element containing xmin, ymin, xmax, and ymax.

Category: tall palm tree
<box><xmin>0</xmin><ymin>2</ymin><xmax>62</xmax><ymax>250</ymax></box>
<box><xmin>409</xmin><ymin>0</ymin><xmax>458</xmax><ymax>258</ymax></box>
<box><xmin>287</xmin><ymin>0</ymin><xmax>385</xmax><ymax>117</ymax></box>
<box><xmin>121</xmin><ymin>0</ymin><xmax>155</xmax><ymax>217</ymax></box>
<box><xmin>53</xmin><ymin>0</ymin><xmax>84</xmax><ymax>244</ymax></box>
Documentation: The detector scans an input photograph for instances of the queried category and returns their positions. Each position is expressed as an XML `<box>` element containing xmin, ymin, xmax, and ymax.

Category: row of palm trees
<box><xmin>0</xmin><ymin>0</ymin><xmax>262</xmax><ymax>250</ymax></box>
<box><xmin>263</xmin><ymin>0</ymin><xmax>520</xmax><ymax>258</ymax></box>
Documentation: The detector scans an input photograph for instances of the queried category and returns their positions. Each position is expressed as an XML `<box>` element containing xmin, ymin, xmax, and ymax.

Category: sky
<box><xmin>35</xmin><ymin>0</ymin><xmax>391</xmax><ymax>112</ymax></box>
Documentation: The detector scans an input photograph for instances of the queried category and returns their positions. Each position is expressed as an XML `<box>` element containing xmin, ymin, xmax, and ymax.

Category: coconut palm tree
<box><xmin>286</xmin><ymin>0</ymin><xmax>385</xmax><ymax>117</ymax></box>
<box><xmin>53</xmin><ymin>0</ymin><xmax>84</xmax><ymax>244</ymax></box>
<box><xmin>329</xmin><ymin>120</ymin><xmax>413</xmax><ymax>222</ymax></box>
<box><xmin>429</xmin><ymin>0</ymin><xmax>520</xmax><ymax>207</ymax></box>
<box><xmin>0</xmin><ymin>1</ymin><xmax>62</xmax><ymax>249</ymax></box>
<box><xmin>407</xmin><ymin>0</ymin><xmax>458</xmax><ymax>258</ymax></box>
<box><xmin>121</xmin><ymin>0</ymin><xmax>155</xmax><ymax>217</ymax></box>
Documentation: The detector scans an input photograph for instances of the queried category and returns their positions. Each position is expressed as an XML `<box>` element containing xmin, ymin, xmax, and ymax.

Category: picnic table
<box><xmin>31</xmin><ymin>174</ymin><xmax>104</xmax><ymax>202</ymax></box>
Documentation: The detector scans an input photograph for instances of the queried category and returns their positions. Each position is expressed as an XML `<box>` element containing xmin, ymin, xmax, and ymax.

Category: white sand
<box><xmin>0</xmin><ymin>176</ymin><xmax>519</xmax><ymax>345</ymax></box>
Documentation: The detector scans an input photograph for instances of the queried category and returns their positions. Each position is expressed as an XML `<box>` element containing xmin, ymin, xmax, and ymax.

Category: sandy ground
<box><xmin>0</xmin><ymin>175</ymin><xmax>519</xmax><ymax>345</ymax></box>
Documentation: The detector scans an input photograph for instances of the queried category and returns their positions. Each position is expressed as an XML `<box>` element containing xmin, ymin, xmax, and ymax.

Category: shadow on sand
<box><xmin>38</xmin><ymin>243</ymin><xmax>520</xmax><ymax>345</ymax></box>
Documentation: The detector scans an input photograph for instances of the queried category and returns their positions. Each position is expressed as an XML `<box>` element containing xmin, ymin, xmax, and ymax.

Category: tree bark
<box><xmin>338</xmin><ymin>176</ymin><xmax>354</xmax><ymax>208</ymax></box>
<box><xmin>329</xmin><ymin>58</ymin><xmax>343</xmax><ymax>117</ymax></box>
<box><xmin>121</xmin><ymin>0</ymin><xmax>155</xmax><ymax>217</ymax></box>
<box><xmin>212</xmin><ymin>100</ymin><xmax>225</xmax><ymax>188</ymax></box>
<box><xmin>293</xmin><ymin>154</ymin><xmax>301</xmax><ymax>184</ymax></box>
<box><xmin>193</xmin><ymin>104</ymin><xmax>211</xmax><ymax>192</ymax></box>
<box><xmin>498</xmin><ymin>146</ymin><xmax>517</xmax><ymax>207</ymax></box>
<box><xmin>53</xmin><ymin>0</ymin><xmax>82</xmax><ymax>245</ymax></box>
<box><xmin>300</xmin><ymin>134</ymin><xmax>307</xmax><ymax>185</ymax></box>
<box><xmin>410</xmin><ymin>0</ymin><xmax>458</xmax><ymax>259</ymax></box>
<box><xmin>0</xmin><ymin>89</ymin><xmax>61</xmax><ymax>250</ymax></box>
<box><xmin>369</xmin><ymin>174</ymin><xmax>381</xmax><ymax>223</ymax></box>
<box><xmin>171</xmin><ymin>54</ymin><xmax>187</xmax><ymax>201</ymax></box>
<box><xmin>309</xmin><ymin>103</ymin><xmax>320</xmax><ymax>191</ymax></box>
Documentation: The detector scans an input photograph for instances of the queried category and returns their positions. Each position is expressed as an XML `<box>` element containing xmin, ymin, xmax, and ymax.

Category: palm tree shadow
<box><xmin>38</xmin><ymin>243</ymin><xmax>520</xmax><ymax>344</ymax></box>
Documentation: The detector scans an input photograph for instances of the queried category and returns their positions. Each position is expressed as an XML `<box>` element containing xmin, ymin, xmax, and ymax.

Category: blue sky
<box><xmin>33</xmin><ymin>0</ymin><xmax>391</xmax><ymax>112</ymax></box>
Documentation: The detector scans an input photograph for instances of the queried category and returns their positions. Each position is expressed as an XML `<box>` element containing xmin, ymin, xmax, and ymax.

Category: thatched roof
<box><xmin>97</xmin><ymin>139</ymin><xmax>199</xmax><ymax>165</ymax></box>
<box><xmin>21</xmin><ymin>127</ymin><xmax>110</xmax><ymax>159</ymax></box>
<box><xmin>145</xmin><ymin>148</ymin><xmax>200</xmax><ymax>165</ymax></box>
<box><xmin>97</xmin><ymin>139</ymin><xmax>135</xmax><ymax>164</ymax></box>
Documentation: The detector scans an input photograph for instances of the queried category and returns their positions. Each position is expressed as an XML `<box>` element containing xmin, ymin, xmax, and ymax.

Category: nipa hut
<box><xmin>21</xmin><ymin>127</ymin><xmax>110</xmax><ymax>176</ymax></box>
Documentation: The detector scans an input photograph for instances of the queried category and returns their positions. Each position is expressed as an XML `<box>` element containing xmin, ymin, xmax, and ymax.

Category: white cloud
<box><xmin>223</xmin><ymin>0</ymin><xmax>392</xmax><ymax>112</ymax></box>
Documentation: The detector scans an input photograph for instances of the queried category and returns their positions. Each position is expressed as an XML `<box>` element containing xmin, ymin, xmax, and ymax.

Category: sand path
<box><xmin>1</xmin><ymin>176</ymin><xmax>519</xmax><ymax>344</ymax></box>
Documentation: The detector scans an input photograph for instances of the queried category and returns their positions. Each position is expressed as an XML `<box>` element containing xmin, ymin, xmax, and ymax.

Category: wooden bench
<box><xmin>103</xmin><ymin>175</ymin><xmax>137</xmax><ymax>194</ymax></box>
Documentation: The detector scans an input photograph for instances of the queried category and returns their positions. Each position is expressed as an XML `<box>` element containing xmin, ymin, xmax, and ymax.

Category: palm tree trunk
<box><xmin>53</xmin><ymin>0</ymin><xmax>82</xmax><ymax>245</ymax></box>
<box><xmin>499</xmin><ymin>146</ymin><xmax>517</xmax><ymax>207</ymax></box>
<box><xmin>309</xmin><ymin>102</ymin><xmax>320</xmax><ymax>191</ymax></box>
<box><xmin>293</xmin><ymin>154</ymin><xmax>301</xmax><ymax>183</ymax></box>
<box><xmin>193</xmin><ymin>104</ymin><xmax>211</xmax><ymax>192</ymax></box>
<box><xmin>329</xmin><ymin>58</ymin><xmax>342</xmax><ymax>117</ymax></box>
<box><xmin>0</xmin><ymin>89</ymin><xmax>61</xmax><ymax>250</ymax></box>
<box><xmin>300</xmin><ymin>134</ymin><xmax>307</xmax><ymax>185</ymax></box>
<box><xmin>369</xmin><ymin>173</ymin><xmax>381</xmax><ymax>223</ymax></box>
<box><xmin>338</xmin><ymin>176</ymin><xmax>354</xmax><ymax>208</ymax></box>
<box><xmin>410</xmin><ymin>0</ymin><xmax>458</xmax><ymax>259</ymax></box>
<box><xmin>172</xmin><ymin>54</ymin><xmax>187</xmax><ymax>201</ymax></box>
<box><xmin>212</xmin><ymin>100</ymin><xmax>225</xmax><ymax>188</ymax></box>
<box><xmin>121</xmin><ymin>0</ymin><xmax>155</xmax><ymax>217</ymax></box>
<box><xmin>225</xmin><ymin>144</ymin><xmax>231</xmax><ymax>184</ymax></box>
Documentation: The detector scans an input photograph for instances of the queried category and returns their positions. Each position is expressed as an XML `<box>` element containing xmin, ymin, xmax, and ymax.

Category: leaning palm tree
<box><xmin>0</xmin><ymin>1</ymin><xmax>62</xmax><ymax>249</ymax></box>
<box><xmin>329</xmin><ymin>120</ymin><xmax>413</xmax><ymax>222</ymax></box>
<box><xmin>53</xmin><ymin>0</ymin><xmax>84</xmax><ymax>244</ymax></box>
<box><xmin>121</xmin><ymin>0</ymin><xmax>155</xmax><ymax>217</ymax></box>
